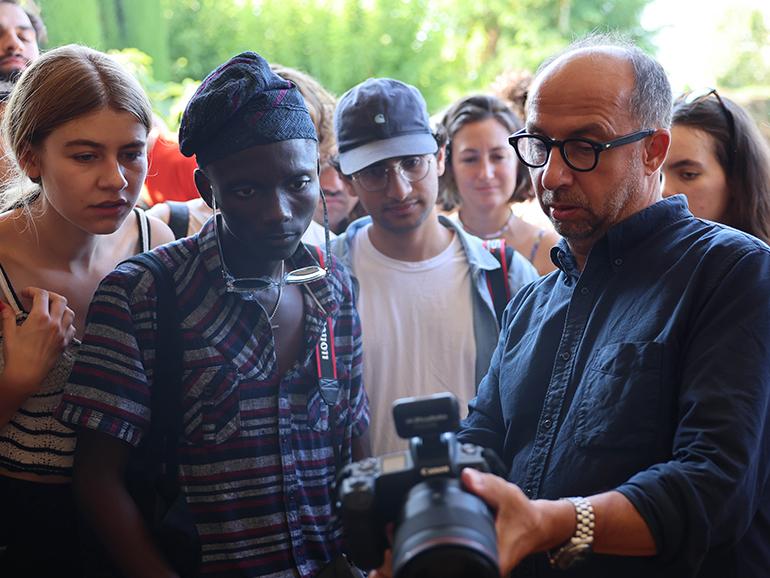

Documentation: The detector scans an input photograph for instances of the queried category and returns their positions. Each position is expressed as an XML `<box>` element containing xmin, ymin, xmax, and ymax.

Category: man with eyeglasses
<box><xmin>58</xmin><ymin>52</ymin><xmax>369</xmax><ymax>578</ymax></box>
<box><xmin>443</xmin><ymin>36</ymin><xmax>770</xmax><ymax>578</ymax></box>
<box><xmin>330</xmin><ymin>78</ymin><xmax>538</xmax><ymax>456</ymax></box>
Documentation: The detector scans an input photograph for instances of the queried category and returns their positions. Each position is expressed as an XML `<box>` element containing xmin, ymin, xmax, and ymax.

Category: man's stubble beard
<box><xmin>544</xmin><ymin>156</ymin><xmax>644</xmax><ymax>243</ymax></box>
<box><xmin>0</xmin><ymin>67</ymin><xmax>23</xmax><ymax>83</ymax></box>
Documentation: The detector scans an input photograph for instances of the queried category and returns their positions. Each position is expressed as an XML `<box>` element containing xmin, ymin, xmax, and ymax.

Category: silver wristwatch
<box><xmin>547</xmin><ymin>496</ymin><xmax>595</xmax><ymax>570</ymax></box>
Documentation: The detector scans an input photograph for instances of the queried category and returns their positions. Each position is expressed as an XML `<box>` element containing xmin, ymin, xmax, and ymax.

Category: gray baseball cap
<box><xmin>335</xmin><ymin>78</ymin><xmax>438</xmax><ymax>175</ymax></box>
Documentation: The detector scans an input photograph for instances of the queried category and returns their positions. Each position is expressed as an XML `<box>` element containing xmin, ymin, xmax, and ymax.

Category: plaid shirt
<box><xmin>58</xmin><ymin>218</ymin><xmax>368</xmax><ymax>577</ymax></box>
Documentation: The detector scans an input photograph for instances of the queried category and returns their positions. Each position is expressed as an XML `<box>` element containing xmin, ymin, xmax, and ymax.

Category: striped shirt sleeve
<box><xmin>58</xmin><ymin>263</ymin><xmax>159</xmax><ymax>447</ymax></box>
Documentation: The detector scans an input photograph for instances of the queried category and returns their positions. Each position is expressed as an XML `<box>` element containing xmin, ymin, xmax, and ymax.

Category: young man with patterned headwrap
<box><xmin>58</xmin><ymin>52</ymin><xmax>369</xmax><ymax>578</ymax></box>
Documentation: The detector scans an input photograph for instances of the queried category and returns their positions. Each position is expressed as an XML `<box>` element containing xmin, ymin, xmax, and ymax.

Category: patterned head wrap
<box><xmin>179</xmin><ymin>51</ymin><xmax>317</xmax><ymax>167</ymax></box>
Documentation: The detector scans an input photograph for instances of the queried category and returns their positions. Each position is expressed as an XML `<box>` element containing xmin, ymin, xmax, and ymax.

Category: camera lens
<box><xmin>392</xmin><ymin>477</ymin><xmax>498</xmax><ymax>578</ymax></box>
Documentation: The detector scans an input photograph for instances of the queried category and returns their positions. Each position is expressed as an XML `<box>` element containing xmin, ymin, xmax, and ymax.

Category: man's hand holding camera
<box><xmin>367</xmin><ymin>468</ymin><xmax>576</xmax><ymax>578</ymax></box>
<box><xmin>460</xmin><ymin>468</ymin><xmax>576</xmax><ymax>575</ymax></box>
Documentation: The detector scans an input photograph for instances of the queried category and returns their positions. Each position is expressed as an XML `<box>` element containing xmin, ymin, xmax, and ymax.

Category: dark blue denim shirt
<box><xmin>459</xmin><ymin>196</ymin><xmax>770</xmax><ymax>578</ymax></box>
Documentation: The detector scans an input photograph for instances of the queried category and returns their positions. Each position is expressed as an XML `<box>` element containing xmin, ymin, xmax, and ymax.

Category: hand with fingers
<box><xmin>1</xmin><ymin>286</ymin><xmax>77</xmax><ymax>394</ymax></box>
<box><xmin>366</xmin><ymin>473</ymin><xmax>548</xmax><ymax>578</ymax></box>
<box><xmin>460</xmin><ymin>468</ymin><xmax>576</xmax><ymax>576</ymax></box>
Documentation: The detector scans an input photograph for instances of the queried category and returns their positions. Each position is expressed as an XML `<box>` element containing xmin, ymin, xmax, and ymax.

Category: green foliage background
<box><xmin>34</xmin><ymin>0</ymin><xmax>656</xmax><ymax>128</ymax></box>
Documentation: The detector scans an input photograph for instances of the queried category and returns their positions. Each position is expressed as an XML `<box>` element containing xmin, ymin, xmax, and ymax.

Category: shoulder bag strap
<box><xmin>167</xmin><ymin>201</ymin><xmax>191</xmax><ymax>240</ymax></box>
<box><xmin>482</xmin><ymin>239</ymin><xmax>513</xmax><ymax>326</ymax></box>
<box><xmin>122</xmin><ymin>252</ymin><xmax>182</xmax><ymax>494</ymax></box>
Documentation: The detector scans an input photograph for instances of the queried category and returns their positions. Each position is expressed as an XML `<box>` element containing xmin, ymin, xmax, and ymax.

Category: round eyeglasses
<box><xmin>351</xmin><ymin>155</ymin><xmax>433</xmax><ymax>192</ymax></box>
<box><xmin>508</xmin><ymin>128</ymin><xmax>654</xmax><ymax>172</ymax></box>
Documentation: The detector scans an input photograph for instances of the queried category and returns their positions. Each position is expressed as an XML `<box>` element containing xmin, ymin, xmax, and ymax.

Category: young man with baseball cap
<box><xmin>331</xmin><ymin>78</ymin><xmax>538</xmax><ymax>455</ymax></box>
<box><xmin>59</xmin><ymin>52</ymin><xmax>369</xmax><ymax>578</ymax></box>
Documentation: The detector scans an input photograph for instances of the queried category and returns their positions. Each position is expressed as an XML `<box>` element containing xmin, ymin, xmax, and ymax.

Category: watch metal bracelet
<box><xmin>547</xmin><ymin>496</ymin><xmax>595</xmax><ymax>570</ymax></box>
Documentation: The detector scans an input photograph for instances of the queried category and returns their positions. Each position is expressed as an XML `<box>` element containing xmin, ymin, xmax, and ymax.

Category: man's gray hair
<box><xmin>535</xmin><ymin>32</ymin><xmax>672</xmax><ymax>129</ymax></box>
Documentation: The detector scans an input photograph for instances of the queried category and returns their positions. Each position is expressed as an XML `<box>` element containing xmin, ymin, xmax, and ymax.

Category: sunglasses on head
<box><xmin>678</xmin><ymin>87</ymin><xmax>737</xmax><ymax>173</ymax></box>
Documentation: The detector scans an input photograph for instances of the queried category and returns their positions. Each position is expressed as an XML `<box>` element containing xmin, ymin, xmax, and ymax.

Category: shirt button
<box><xmin>580</xmin><ymin>287</ymin><xmax>589</xmax><ymax>295</ymax></box>
<box><xmin>614</xmin><ymin>258</ymin><xmax>623</xmax><ymax>266</ymax></box>
<box><xmin>543</xmin><ymin>418</ymin><xmax>552</xmax><ymax>428</ymax></box>
<box><xmin>561</xmin><ymin>351</ymin><xmax>571</xmax><ymax>361</ymax></box>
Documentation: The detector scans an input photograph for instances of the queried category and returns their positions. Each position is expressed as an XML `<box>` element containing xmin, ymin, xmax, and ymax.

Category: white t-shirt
<box><xmin>302</xmin><ymin>220</ymin><xmax>336</xmax><ymax>246</ymax></box>
<box><xmin>352</xmin><ymin>225</ymin><xmax>476</xmax><ymax>455</ymax></box>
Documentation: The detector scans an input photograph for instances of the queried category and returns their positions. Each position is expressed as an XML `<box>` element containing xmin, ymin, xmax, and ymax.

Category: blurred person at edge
<box><xmin>439</xmin><ymin>94</ymin><xmax>560</xmax><ymax>274</ymax></box>
<box><xmin>148</xmin><ymin>64</ymin><xmax>338</xmax><ymax>244</ymax></box>
<box><xmin>0</xmin><ymin>0</ymin><xmax>43</xmax><ymax>85</ymax></box>
<box><xmin>0</xmin><ymin>0</ymin><xmax>44</xmax><ymax>185</ymax></box>
<box><xmin>662</xmin><ymin>90</ymin><xmax>770</xmax><ymax>244</ymax></box>
<box><xmin>0</xmin><ymin>44</ymin><xmax>172</xmax><ymax>578</ymax></box>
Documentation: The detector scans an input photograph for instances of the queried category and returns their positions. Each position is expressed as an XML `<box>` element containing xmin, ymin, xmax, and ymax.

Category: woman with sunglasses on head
<box><xmin>663</xmin><ymin>89</ymin><xmax>770</xmax><ymax>244</ymax></box>
<box><xmin>0</xmin><ymin>45</ymin><xmax>173</xmax><ymax>577</ymax></box>
<box><xmin>439</xmin><ymin>94</ymin><xmax>560</xmax><ymax>275</ymax></box>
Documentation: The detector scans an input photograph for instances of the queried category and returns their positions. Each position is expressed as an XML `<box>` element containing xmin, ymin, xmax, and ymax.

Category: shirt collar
<box><xmin>552</xmin><ymin>195</ymin><xmax>692</xmax><ymax>281</ymax></box>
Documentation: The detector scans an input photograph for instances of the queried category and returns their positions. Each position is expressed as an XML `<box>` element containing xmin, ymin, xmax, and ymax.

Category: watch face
<box><xmin>550</xmin><ymin>542</ymin><xmax>592</xmax><ymax>570</ymax></box>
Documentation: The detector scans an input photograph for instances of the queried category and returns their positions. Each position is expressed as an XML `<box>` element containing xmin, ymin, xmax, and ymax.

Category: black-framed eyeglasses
<box><xmin>678</xmin><ymin>87</ymin><xmax>736</xmax><ymax>173</ymax></box>
<box><xmin>508</xmin><ymin>128</ymin><xmax>655</xmax><ymax>172</ymax></box>
<box><xmin>212</xmin><ymin>194</ymin><xmax>330</xmax><ymax>294</ymax></box>
<box><xmin>351</xmin><ymin>155</ymin><xmax>433</xmax><ymax>192</ymax></box>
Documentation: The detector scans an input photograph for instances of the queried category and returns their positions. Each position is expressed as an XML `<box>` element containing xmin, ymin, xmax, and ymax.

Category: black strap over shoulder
<box><xmin>123</xmin><ymin>252</ymin><xmax>183</xmax><ymax>494</ymax></box>
<box><xmin>167</xmin><ymin>201</ymin><xmax>191</xmax><ymax>241</ymax></box>
<box><xmin>482</xmin><ymin>239</ymin><xmax>513</xmax><ymax>326</ymax></box>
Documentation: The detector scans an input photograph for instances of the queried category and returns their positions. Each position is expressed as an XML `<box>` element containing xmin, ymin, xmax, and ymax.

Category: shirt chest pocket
<box><xmin>182</xmin><ymin>365</ymin><xmax>241</xmax><ymax>446</ymax></box>
<box><xmin>574</xmin><ymin>341</ymin><xmax>663</xmax><ymax>450</ymax></box>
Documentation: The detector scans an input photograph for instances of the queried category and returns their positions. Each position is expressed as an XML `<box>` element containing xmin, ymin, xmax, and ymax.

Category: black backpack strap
<box><xmin>482</xmin><ymin>239</ymin><xmax>513</xmax><ymax>326</ymax></box>
<box><xmin>167</xmin><ymin>201</ymin><xmax>190</xmax><ymax>240</ymax></box>
<box><xmin>123</xmin><ymin>252</ymin><xmax>182</xmax><ymax>495</ymax></box>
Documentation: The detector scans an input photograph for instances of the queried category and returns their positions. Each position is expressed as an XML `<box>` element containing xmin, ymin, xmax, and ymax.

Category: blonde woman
<box><xmin>0</xmin><ymin>45</ymin><xmax>173</xmax><ymax>576</ymax></box>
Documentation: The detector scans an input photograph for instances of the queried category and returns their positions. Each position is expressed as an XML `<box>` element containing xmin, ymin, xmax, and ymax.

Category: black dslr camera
<box><xmin>336</xmin><ymin>393</ymin><xmax>502</xmax><ymax>578</ymax></box>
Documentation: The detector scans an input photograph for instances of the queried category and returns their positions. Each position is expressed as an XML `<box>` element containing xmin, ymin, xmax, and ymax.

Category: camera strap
<box><xmin>311</xmin><ymin>245</ymin><xmax>343</xmax><ymax>473</ymax></box>
<box><xmin>482</xmin><ymin>239</ymin><xmax>513</xmax><ymax>326</ymax></box>
<box><xmin>311</xmin><ymin>245</ymin><xmax>339</xmax><ymax>397</ymax></box>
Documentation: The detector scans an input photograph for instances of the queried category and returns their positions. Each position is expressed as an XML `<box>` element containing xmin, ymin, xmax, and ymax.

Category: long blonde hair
<box><xmin>0</xmin><ymin>44</ymin><xmax>152</xmax><ymax>211</ymax></box>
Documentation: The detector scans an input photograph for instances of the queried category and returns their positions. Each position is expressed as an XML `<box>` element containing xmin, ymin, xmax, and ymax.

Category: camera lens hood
<box><xmin>392</xmin><ymin>477</ymin><xmax>499</xmax><ymax>578</ymax></box>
